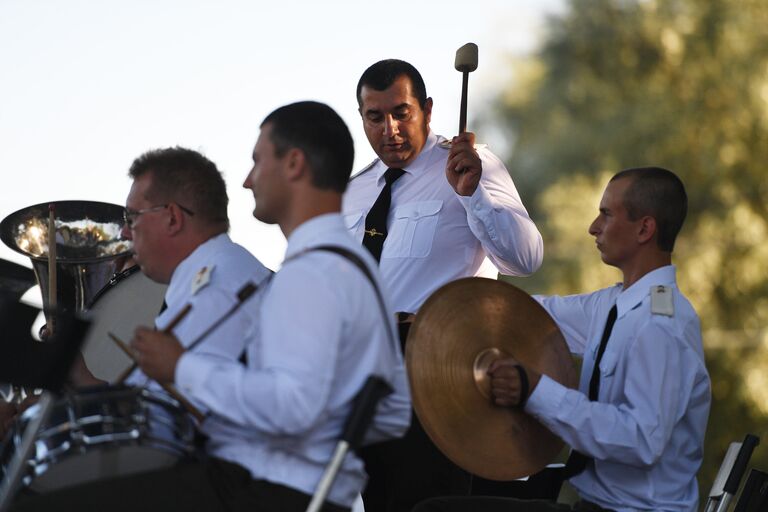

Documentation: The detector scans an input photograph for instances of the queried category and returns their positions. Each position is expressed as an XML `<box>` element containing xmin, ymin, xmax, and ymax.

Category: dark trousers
<box><xmin>413</xmin><ymin>496</ymin><xmax>614</xmax><ymax>512</ymax></box>
<box><xmin>360</xmin><ymin>317</ymin><xmax>472</xmax><ymax>512</ymax></box>
<box><xmin>11</xmin><ymin>458</ymin><xmax>350</xmax><ymax>512</ymax></box>
<box><xmin>470</xmin><ymin>466</ymin><xmax>566</xmax><ymax>500</ymax></box>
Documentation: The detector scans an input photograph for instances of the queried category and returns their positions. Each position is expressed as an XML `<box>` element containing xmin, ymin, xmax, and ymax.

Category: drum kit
<box><xmin>0</xmin><ymin>385</ymin><xmax>196</xmax><ymax>493</ymax></box>
<box><xmin>0</xmin><ymin>201</ymin><xmax>188</xmax><ymax>504</ymax></box>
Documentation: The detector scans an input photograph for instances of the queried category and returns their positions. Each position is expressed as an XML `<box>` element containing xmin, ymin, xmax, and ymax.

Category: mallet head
<box><xmin>454</xmin><ymin>43</ymin><xmax>478</xmax><ymax>73</ymax></box>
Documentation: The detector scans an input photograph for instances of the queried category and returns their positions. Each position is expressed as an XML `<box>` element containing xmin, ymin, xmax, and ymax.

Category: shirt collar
<box><xmin>616</xmin><ymin>264</ymin><xmax>677</xmax><ymax>317</ymax></box>
<box><xmin>374</xmin><ymin>130</ymin><xmax>439</xmax><ymax>183</ymax></box>
<box><xmin>284</xmin><ymin>213</ymin><xmax>344</xmax><ymax>260</ymax></box>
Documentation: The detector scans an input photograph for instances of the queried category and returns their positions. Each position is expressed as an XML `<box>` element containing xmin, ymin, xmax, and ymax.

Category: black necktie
<box><xmin>561</xmin><ymin>303</ymin><xmax>618</xmax><ymax>478</ymax></box>
<box><xmin>362</xmin><ymin>168</ymin><xmax>405</xmax><ymax>262</ymax></box>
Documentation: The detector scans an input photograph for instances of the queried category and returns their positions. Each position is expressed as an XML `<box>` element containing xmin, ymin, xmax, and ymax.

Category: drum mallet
<box><xmin>455</xmin><ymin>42</ymin><xmax>478</xmax><ymax>134</ymax></box>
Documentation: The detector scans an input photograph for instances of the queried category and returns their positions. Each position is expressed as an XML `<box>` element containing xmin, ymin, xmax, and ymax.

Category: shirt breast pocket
<box><xmin>597</xmin><ymin>349</ymin><xmax>619</xmax><ymax>395</ymax></box>
<box><xmin>343</xmin><ymin>210</ymin><xmax>365</xmax><ymax>239</ymax></box>
<box><xmin>385</xmin><ymin>200</ymin><xmax>443</xmax><ymax>259</ymax></box>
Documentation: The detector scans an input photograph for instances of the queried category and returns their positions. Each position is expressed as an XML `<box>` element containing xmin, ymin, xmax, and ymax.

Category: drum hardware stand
<box><xmin>705</xmin><ymin>434</ymin><xmax>760</xmax><ymax>512</ymax></box>
<box><xmin>306</xmin><ymin>376</ymin><xmax>392</xmax><ymax>512</ymax></box>
<box><xmin>0</xmin><ymin>392</ymin><xmax>55</xmax><ymax>512</ymax></box>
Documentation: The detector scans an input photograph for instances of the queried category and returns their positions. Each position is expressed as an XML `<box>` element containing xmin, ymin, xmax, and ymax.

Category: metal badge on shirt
<box><xmin>191</xmin><ymin>265</ymin><xmax>215</xmax><ymax>295</ymax></box>
<box><xmin>651</xmin><ymin>285</ymin><xmax>674</xmax><ymax>316</ymax></box>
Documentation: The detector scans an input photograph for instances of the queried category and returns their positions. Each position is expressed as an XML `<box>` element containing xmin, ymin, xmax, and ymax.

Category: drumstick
<box><xmin>115</xmin><ymin>303</ymin><xmax>193</xmax><ymax>384</ymax></box>
<box><xmin>186</xmin><ymin>281</ymin><xmax>257</xmax><ymax>352</ymax></box>
<box><xmin>108</xmin><ymin>332</ymin><xmax>205</xmax><ymax>423</ymax></box>
<box><xmin>163</xmin><ymin>304</ymin><xmax>192</xmax><ymax>332</ymax></box>
<box><xmin>47</xmin><ymin>204</ymin><xmax>57</xmax><ymax>333</ymax></box>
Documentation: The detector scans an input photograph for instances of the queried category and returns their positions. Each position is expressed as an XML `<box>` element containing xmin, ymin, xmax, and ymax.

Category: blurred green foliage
<box><xmin>492</xmin><ymin>0</ymin><xmax>768</xmax><ymax>501</ymax></box>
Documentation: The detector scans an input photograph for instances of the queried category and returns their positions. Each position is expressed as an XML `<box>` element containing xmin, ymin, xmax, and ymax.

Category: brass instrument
<box><xmin>1</xmin><ymin>200</ymin><xmax>131</xmax><ymax>314</ymax></box>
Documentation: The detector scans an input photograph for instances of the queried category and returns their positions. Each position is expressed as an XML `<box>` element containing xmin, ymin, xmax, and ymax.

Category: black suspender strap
<box><xmin>237</xmin><ymin>271</ymin><xmax>274</xmax><ymax>366</ymax></box>
<box><xmin>307</xmin><ymin>245</ymin><xmax>398</xmax><ymax>350</ymax></box>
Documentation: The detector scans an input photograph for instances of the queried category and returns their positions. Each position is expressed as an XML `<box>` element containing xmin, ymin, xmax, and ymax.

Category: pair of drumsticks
<box><xmin>108</xmin><ymin>304</ymin><xmax>205</xmax><ymax>422</ymax></box>
<box><xmin>107</xmin><ymin>280</ymin><xmax>259</xmax><ymax>424</ymax></box>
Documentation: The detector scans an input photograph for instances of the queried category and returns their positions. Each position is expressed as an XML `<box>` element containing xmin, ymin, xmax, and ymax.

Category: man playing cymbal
<box><xmin>415</xmin><ymin>167</ymin><xmax>711</xmax><ymax>512</ymax></box>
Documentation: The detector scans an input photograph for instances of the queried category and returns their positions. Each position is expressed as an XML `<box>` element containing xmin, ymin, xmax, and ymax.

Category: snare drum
<box><xmin>82</xmin><ymin>266</ymin><xmax>167</xmax><ymax>382</ymax></box>
<box><xmin>0</xmin><ymin>385</ymin><xmax>197</xmax><ymax>492</ymax></box>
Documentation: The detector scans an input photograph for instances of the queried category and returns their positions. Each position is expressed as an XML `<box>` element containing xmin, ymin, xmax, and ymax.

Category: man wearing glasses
<box><xmin>119</xmin><ymin>146</ymin><xmax>271</xmax><ymax>402</ymax></box>
<box><xmin>10</xmin><ymin>147</ymin><xmax>272</xmax><ymax>510</ymax></box>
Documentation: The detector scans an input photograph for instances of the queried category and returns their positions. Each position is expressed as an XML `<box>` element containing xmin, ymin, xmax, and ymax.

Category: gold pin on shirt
<box><xmin>365</xmin><ymin>228</ymin><xmax>384</xmax><ymax>237</ymax></box>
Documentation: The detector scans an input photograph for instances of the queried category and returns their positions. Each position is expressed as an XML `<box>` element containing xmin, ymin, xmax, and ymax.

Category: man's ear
<box><xmin>423</xmin><ymin>97</ymin><xmax>433</xmax><ymax>125</ymax></box>
<box><xmin>637</xmin><ymin>216</ymin><xmax>657</xmax><ymax>245</ymax></box>
<box><xmin>284</xmin><ymin>147</ymin><xmax>307</xmax><ymax>182</ymax></box>
<box><xmin>166</xmin><ymin>203</ymin><xmax>186</xmax><ymax>236</ymax></box>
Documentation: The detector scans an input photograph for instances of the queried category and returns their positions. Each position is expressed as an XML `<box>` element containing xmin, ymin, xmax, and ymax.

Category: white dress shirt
<box><xmin>527</xmin><ymin>265</ymin><xmax>711</xmax><ymax>512</ymax></box>
<box><xmin>175</xmin><ymin>213</ymin><xmax>411</xmax><ymax>508</ymax></box>
<box><xmin>342</xmin><ymin>131</ymin><xmax>543</xmax><ymax>313</ymax></box>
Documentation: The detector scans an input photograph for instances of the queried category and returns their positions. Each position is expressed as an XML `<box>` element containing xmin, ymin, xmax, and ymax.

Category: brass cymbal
<box><xmin>405</xmin><ymin>277</ymin><xmax>578</xmax><ymax>480</ymax></box>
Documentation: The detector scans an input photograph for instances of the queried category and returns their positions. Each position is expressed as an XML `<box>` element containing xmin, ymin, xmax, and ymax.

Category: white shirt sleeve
<box><xmin>456</xmin><ymin>149</ymin><xmax>543</xmax><ymax>276</ymax></box>
<box><xmin>525</xmin><ymin>319</ymin><xmax>699</xmax><ymax>468</ymax></box>
<box><xmin>535</xmin><ymin>292</ymin><xmax>607</xmax><ymax>355</ymax></box>
<box><xmin>176</xmin><ymin>264</ymin><xmax>346</xmax><ymax>436</ymax></box>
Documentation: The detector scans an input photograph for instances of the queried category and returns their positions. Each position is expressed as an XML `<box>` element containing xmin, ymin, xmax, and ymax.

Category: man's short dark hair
<box><xmin>261</xmin><ymin>101</ymin><xmax>354</xmax><ymax>193</ymax></box>
<box><xmin>356</xmin><ymin>59</ymin><xmax>428</xmax><ymax>108</ymax></box>
<box><xmin>128</xmin><ymin>147</ymin><xmax>229</xmax><ymax>228</ymax></box>
<box><xmin>611</xmin><ymin>167</ymin><xmax>687</xmax><ymax>252</ymax></box>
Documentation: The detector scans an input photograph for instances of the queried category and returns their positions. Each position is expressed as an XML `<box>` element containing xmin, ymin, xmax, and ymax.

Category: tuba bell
<box><xmin>0</xmin><ymin>200</ymin><xmax>132</xmax><ymax>314</ymax></box>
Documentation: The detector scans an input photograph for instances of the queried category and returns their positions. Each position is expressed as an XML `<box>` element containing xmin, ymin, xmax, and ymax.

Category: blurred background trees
<box><xmin>493</xmin><ymin>0</ymin><xmax>768</xmax><ymax>497</ymax></box>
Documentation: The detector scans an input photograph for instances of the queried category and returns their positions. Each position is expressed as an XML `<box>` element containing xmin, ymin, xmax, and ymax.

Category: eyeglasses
<box><xmin>123</xmin><ymin>203</ymin><xmax>195</xmax><ymax>228</ymax></box>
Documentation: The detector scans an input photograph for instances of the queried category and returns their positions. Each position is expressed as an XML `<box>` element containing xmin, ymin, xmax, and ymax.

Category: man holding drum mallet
<box><xmin>342</xmin><ymin>52</ymin><xmax>543</xmax><ymax>512</ymax></box>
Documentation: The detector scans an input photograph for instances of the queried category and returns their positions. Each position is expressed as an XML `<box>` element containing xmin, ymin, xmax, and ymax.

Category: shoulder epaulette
<box><xmin>191</xmin><ymin>265</ymin><xmax>215</xmax><ymax>295</ymax></box>
<box><xmin>349</xmin><ymin>158</ymin><xmax>379</xmax><ymax>181</ymax></box>
<box><xmin>650</xmin><ymin>285</ymin><xmax>674</xmax><ymax>317</ymax></box>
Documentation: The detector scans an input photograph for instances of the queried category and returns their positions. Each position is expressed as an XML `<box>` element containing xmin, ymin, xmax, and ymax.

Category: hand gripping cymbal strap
<box><xmin>306</xmin><ymin>376</ymin><xmax>393</xmax><ymax>512</ymax></box>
